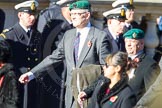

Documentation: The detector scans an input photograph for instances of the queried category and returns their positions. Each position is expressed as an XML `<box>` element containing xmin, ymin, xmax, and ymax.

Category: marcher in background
<box><xmin>0</xmin><ymin>1</ymin><xmax>42</xmax><ymax>108</ymax></box>
<box><xmin>36</xmin><ymin>0</ymin><xmax>76</xmax><ymax>108</ymax></box>
<box><xmin>103</xmin><ymin>7</ymin><xmax>126</xmax><ymax>53</ymax></box>
<box><xmin>112</xmin><ymin>0</ymin><xmax>140</xmax><ymax>33</ymax></box>
<box><xmin>123</xmin><ymin>28</ymin><xmax>160</xmax><ymax>101</ymax></box>
<box><xmin>19</xmin><ymin>1</ymin><xmax>111</xmax><ymax>108</ymax></box>
<box><xmin>84</xmin><ymin>51</ymin><xmax>137</xmax><ymax>108</ymax></box>
<box><xmin>135</xmin><ymin>71</ymin><xmax>162</xmax><ymax>108</ymax></box>
<box><xmin>0</xmin><ymin>40</ymin><xmax>19</xmax><ymax>108</ymax></box>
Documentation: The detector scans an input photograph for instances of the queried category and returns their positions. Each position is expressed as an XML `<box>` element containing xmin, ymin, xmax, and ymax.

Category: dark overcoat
<box><xmin>0</xmin><ymin>23</ymin><xmax>42</xmax><ymax>108</ymax></box>
<box><xmin>0</xmin><ymin>64</ymin><xmax>18</xmax><ymax>108</ymax></box>
<box><xmin>87</xmin><ymin>76</ymin><xmax>137</xmax><ymax>108</ymax></box>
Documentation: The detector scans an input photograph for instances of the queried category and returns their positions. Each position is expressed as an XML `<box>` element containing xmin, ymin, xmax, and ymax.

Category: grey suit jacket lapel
<box><xmin>70</xmin><ymin>29</ymin><xmax>77</xmax><ymax>67</ymax></box>
<box><xmin>76</xmin><ymin>27</ymin><xmax>95</xmax><ymax>68</ymax></box>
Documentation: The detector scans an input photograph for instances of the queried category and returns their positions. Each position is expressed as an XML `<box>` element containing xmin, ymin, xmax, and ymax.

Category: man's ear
<box><xmin>86</xmin><ymin>12</ymin><xmax>91</xmax><ymax>20</ymax></box>
<box><xmin>107</xmin><ymin>19</ymin><xmax>111</xmax><ymax>25</ymax></box>
<box><xmin>18</xmin><ymin>12</ymin><xmax>22</xmax><ymax>18</ymax></box>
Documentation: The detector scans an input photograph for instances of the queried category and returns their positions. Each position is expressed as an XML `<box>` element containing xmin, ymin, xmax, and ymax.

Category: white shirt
<box><xmin>128</xmin><ymin>50</ymin><xmax>144</xmax><ymax>80</ymax></box>
<box><xmin>19</xmin><ymin>22</ymin><xmax>31</xmax><ymax>32</ymax></box>
<box><xmin>128</xmin><ymin>50</ymin><xmax>144</xmax><ymax>60</ymax></box>
<box><xmin>77</xmin><ymin>22</ymin><xmax>91</xmax><ymax>58</ymax></box>
<box><xmin>108</xmin><ymin>27</ymin><xmax>119</xmax><ymax>40</ymax></box>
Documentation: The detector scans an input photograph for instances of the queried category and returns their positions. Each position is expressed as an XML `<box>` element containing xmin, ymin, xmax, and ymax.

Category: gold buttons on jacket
<box><xmin>27</xmin><ymin>57</ymin><xmax>31</xmax><ymax>61</ymax></box>
<box><xmin>35</xmin><ymin>58</ymin><xmax>38</xmax><ymax>61</ymax></box>
<box><xmin>33</xmin><ymin>48</ymin><xmax>37</xmax><ymax>52</ymax></box>
<box><xmin>26</xmin><ymin>48</ymin><xmax>29</xmax><ymax>51</ymax></box>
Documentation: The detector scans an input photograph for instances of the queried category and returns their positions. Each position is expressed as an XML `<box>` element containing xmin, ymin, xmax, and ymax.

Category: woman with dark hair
<box><xmin>78</xmin><ymin>51</ymin><xmax>137</xmax><ymax>108</ymax></box>
<box><xmin>0</xmin><ymin>40</ymin><xmax>18</xmax><ymax>108</ymax></box>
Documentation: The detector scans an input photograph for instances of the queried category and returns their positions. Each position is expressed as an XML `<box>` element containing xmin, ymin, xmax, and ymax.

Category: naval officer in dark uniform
<box><xmin>0</xmin><ymin>1</ymin><xmax>42</xmax><ymax>108</ymax></box>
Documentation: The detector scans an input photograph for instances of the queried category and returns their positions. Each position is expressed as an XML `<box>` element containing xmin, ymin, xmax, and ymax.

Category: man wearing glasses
<box><xmin>19</xmin><ymin>0</ymin><xmax>111</xmax><ymax>108</ymax></box>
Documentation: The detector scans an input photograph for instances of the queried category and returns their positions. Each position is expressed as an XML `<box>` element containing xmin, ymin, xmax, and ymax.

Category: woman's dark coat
<box><xmin>87</xmin><ymin>76</ymin><xmax>137</xmax><ymax>108</ymax></box>
<box><xmin>0</xmin><ymin>64</ymin><xmax>18</xmax><ymax>108</ymax></box>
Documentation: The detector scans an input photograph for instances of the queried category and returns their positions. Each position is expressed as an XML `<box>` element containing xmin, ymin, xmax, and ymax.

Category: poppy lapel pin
<box><xmin>87</xmin><ymin>41</ymin><xmax>92</xmax><ymax>48</ymax></box>
<box><xmin>109</xmin><ymin>95</ymin><xmax>118</xmax><ymax>104</ymax></box>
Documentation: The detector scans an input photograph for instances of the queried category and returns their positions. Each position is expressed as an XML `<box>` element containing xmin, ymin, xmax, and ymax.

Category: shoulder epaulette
<box><xmin>2</xmin><ymin>28</ymin><xmax>13</xmax><ymax>33</ymax></box>
<box><xmin>0</xmin><ymin>28</ymin><xmax>13</xmax><ymax>39</ymax></box>
<box><xmin>0</xmin><ymin>33</ymin><xmax>6</xmax><ymax>38</ymax></box>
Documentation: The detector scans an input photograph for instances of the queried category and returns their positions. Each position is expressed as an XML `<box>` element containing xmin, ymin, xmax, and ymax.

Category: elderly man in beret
<box><xmin>78</xmin><ymin>29</ymin><xmax>160</xmax><ymax>106</ymax></box>
<box><xmin>123</xmin><ymin>28</ymin><xmax>160</xmax><ymax>101</ymax></box>
<box><xmin>19</xmin><ymin>0</ymin><xmax>111</xmax><ymax>108</ymax></box>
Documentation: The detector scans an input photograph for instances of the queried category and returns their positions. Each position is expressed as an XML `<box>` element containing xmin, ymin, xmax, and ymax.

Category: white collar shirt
<box><xmin>108</xmin><ymin>27</ymin><xmax>119</xmax><ymax>40</ymax></box>
<box><xmin>76</xmin><ymin>22</ymin><xmax>91</xmax><ymax>58</ymax></box>
<box><xmin>19</xmin><ymin>22</ymin><xmax>31</xmax><ymax>33</ymax></box>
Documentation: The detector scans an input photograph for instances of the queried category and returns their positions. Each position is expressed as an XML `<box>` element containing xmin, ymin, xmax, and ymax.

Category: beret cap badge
<box><xmin>73</xmin><ymin>3</ymin><xmax>77</xmax><ymax>8</ymax></box>
<box><xmin>133</xmin><ymin>32</ymin><xmax>137</xmax><ymax>38</ymax></box>
<box><xmin>31</xmin><ymin>2</ymin><xmax>36</xmax><ymax>11</ymax></box>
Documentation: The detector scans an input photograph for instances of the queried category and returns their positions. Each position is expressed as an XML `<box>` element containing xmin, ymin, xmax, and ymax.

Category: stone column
<box><xmin>144</xmin><ymin>20</ymin><xmax>159</xmax><ymax>57</ymax></box>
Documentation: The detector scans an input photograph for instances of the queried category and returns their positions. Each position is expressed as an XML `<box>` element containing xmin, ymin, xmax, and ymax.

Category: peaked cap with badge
<box><xmin>56</xmin><ymin>0</ymin><xmax>76</xmax><ymax>7</ymax></box>
<box><xmin>112</xmin><ymin>0</ymin><xmax>135</xmax><ymax>9</ymax></box>
<box><xmin>103</xmin><ymin>6</ymin><xmax>126</xmax><ymax>20</ymax></box>
<box><xmin>14</xmin><ymin>0</ymin><xmax>39</xmax><ymax>14</ymax></box>
<box><xmin>123</xmin><ymin>28</ymin><xmax>144</xmax><ymax>39</ymax></box>
<box><xmin>69</xmin><ymin>0</ymin><xmax>91</xmax><ymax>11</ymax></box>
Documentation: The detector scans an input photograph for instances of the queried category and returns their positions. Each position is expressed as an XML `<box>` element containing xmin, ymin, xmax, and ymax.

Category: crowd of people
<box><xmin>0</xmin><ymin>0</ymin><xmax>161</xmax><ymax>108</ymax></box>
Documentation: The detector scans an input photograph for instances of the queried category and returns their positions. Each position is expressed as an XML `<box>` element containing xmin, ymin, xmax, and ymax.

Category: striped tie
<box><xmin>74</xmin><ymin>32</ymin><xmax>80</xmax><ymax>64</ymax></box>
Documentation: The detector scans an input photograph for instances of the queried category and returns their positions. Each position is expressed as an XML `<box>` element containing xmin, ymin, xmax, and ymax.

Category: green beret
<box><xmin>123</xmin><ymin>28</ymin><xmax>144</xmax><ymax>39</ymax></box>
<box><xmin>69</xmin><ymin>0</ymin><xmax>91</xmax><ymax>11</ymax></box>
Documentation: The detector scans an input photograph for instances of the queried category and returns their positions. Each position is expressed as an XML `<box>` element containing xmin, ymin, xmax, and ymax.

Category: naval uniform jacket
<box><xmin>124</xmin><ymin>21</ymin><xmax>140</xmax><ymax>33</ymax></box>
<box><xmin>103</xmin><ymin>28</ymin><xmax>126</xmax><ymax>53</ymax></box>
<box><xmin>0</xmin><ymin>23</ymin><xmax>42</xmax><ymax>108</ymax></box>
<box><xmin>87</xmin><ymin>76</ymin><xmax>137</xmax><ymax>108</ymax></box>
<box><xmin>29</xmin><ymin>26</ymin><xmax>111</xmax><ymax>108</ymax></box>
<box><xmin>1</xmin><ymin>23</ymin><xmax>42</xmax><ymax>74</ymax></box>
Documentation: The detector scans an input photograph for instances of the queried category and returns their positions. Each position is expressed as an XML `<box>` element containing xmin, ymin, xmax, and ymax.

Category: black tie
<box><xmin>74</xmin><ymin>32</ymin><xmax>80</xmax><ymax>65</ymax></box>
<box><xmin>116</xmin><ymin>37</ymin><xmax>120</xmax><ymax>48</ymax></box>
<box><xmin>27</xmin><ymin>30</ymin><xmax>31</xmax><ymax>37</ymax></box>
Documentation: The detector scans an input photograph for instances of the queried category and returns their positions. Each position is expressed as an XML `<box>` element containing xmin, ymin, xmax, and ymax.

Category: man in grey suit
<box><xmin>19</xmin><ymin>0</ymin><xmax>111</xmax><ymax>108</ymax></box>
<box><xmin>135</xmin><ymin>72</ymin><xmax>162</xmax><ymax>108</ymax></box>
